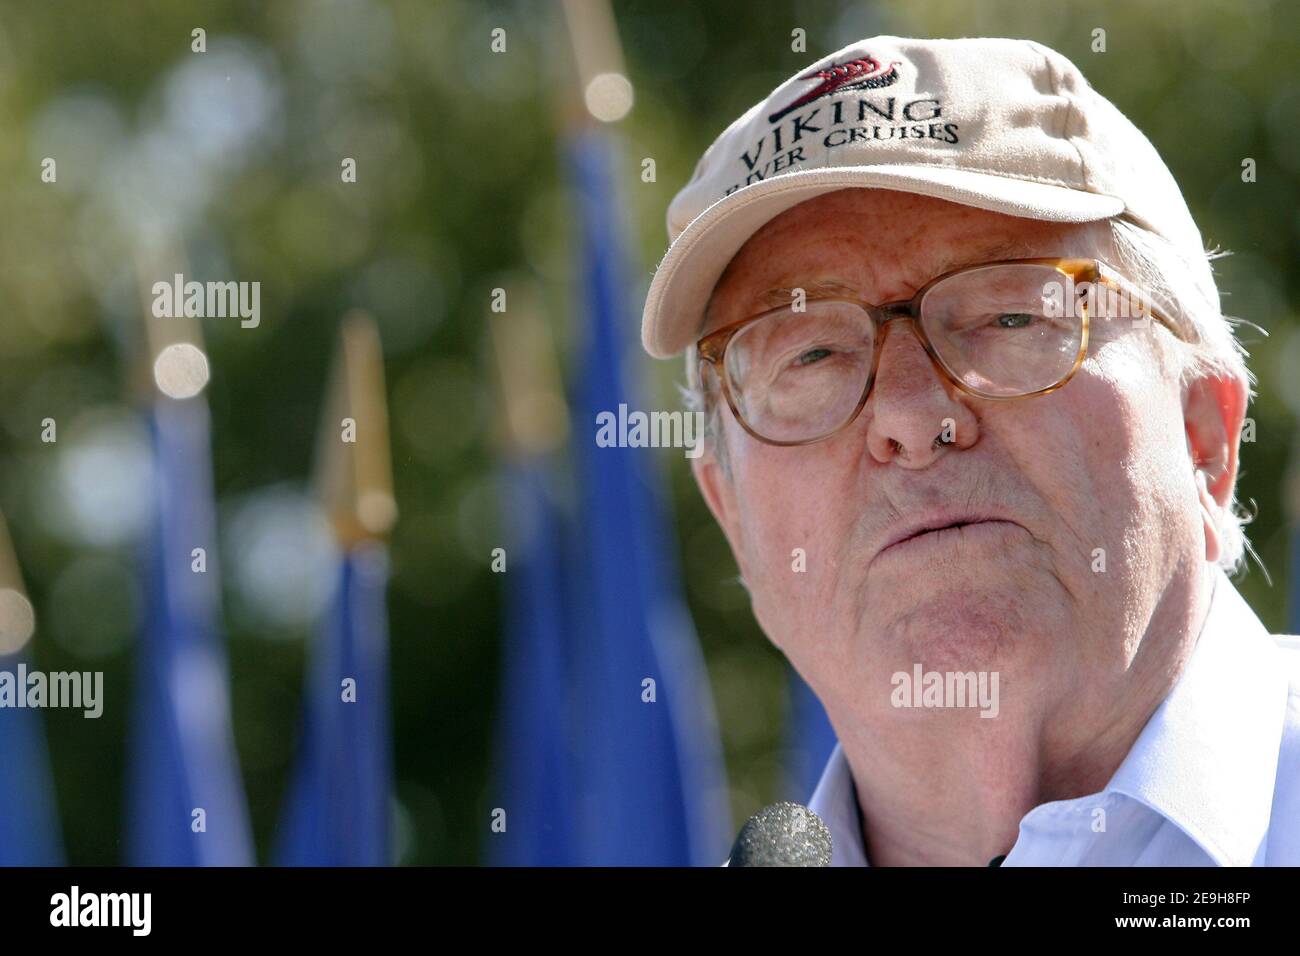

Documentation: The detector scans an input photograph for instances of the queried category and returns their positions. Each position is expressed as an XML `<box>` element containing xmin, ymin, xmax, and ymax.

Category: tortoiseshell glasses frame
<box><xmin>695</xmin><ymin>257</ymin><xmax>1190</xmax><ymax>447</ymax></box>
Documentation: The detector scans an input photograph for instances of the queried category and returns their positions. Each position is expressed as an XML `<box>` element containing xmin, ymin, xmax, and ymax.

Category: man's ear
<box><xmin>691</xmin><ymin>445</ymin><xmax>749</xmax><ymax>580</ymax></box>
<box><xmin>1182</xmin><ymin>368</ymin><xmax>1249</xmax><ymax>564</ymax></box>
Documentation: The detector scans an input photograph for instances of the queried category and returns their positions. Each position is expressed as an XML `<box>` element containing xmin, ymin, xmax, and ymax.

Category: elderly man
<box><xmin>642</xmin><ymin>36</ymin><xmax>1300</xmax><ymax>866</ymax></box>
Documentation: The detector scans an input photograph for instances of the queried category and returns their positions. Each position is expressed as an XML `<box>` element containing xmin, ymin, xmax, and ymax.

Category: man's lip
<box><xmin>875</xmin><ymin>516</ymin><xmax>1024</xmax><ymax>561</ymax></box>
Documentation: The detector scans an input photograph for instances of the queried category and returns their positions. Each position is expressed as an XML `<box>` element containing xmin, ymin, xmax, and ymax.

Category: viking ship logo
<box><xmin>768</xmin><ymin>54</ymin><xmax>901</xmax><ymax>123</ymax></box>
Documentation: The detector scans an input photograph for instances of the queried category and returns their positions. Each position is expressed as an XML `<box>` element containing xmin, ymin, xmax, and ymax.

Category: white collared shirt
<box><xmin>806</xmin><ymin>565</ymin><xmax>1300</xmax><ymax>866</ymax></box>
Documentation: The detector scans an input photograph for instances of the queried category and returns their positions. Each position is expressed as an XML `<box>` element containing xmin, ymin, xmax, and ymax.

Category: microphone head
<box><xmin>728</xmin><ymin>801</ymin><xmax>832</xmax><ymax>867</ymax></box>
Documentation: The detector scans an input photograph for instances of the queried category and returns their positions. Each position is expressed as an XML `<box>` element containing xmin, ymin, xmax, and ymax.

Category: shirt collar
<box><xmin>1102</xmin><ymin>564</ymin><xmax>1288</xmax><ymax>865</ymax></box>
<box><xmin>807</xmin><ymin>740</ymin><xmax>868</xmax><ymax>866</ymax></box>
<box><xmin>806</xmin><ymin>565</ymin><xmax>1290</xmax><ymax>866</ymax></box>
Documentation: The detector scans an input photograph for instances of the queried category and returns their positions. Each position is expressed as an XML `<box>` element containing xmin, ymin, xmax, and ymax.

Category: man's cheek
<box><xmin>756</xmin><ymin>515</ymin><xmax>842</xmax><ymax>609</ymax></box>
<box><xmin>736</xmin><ymin>508</ymin><xmax>798</xmax><ymax>583</ymax></box>
<box><xmin>1044</xmin><ymin>379</ymin><xmax>1153</xmax><ymax>569</ymax></box>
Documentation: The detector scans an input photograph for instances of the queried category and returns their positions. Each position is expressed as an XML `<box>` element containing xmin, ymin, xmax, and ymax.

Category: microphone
<box><xmin>727</xmin><ymin>801</ymin><xmax>832</xmax><ymax>866</ymax></box>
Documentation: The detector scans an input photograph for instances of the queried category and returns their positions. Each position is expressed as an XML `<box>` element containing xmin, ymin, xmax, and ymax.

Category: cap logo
<box><xmin>768</xmin><ymin>54</ymin><xmax>901</xmax><ymax>123</ymax></box>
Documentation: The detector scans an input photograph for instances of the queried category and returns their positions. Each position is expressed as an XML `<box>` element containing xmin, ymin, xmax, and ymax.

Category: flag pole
<box><xmin>276</xmin><ymin>309</ymin><xmax>396</xmax><ymax>865</ymax></box>
<box><xmin>1287</xmin><ymin>425</ymin><xmax>1300</xmax><ymax>634</ymax></box>
<box><xmin>484</xmin><ymin>276</ymin><xmax>581</xmax><ymax>865</ymax></box>
<box><xmin>559</xmin><ymin>0</ymin><xmax>632</xmax><ymax>126</ymax></box>
<box><xmin>124</xmin><ymin>238</ymin><xmax>254</xmax><ymax>866</ymax></box>
<box><xmin>314</xmin><ymin>310</ymin><xmax>397</xmax><ymax>547</ymax></box>
<box><xmin>0</xmin><ymin>508</ymin><xmax>63</xmax><ymax>865</ymax></box>
<box><xmin>0</xmin><ymin>511</ymin><xmax>36</xmax><ymax>657</ymax></box>
<box><xmin>553</xmin><ymin>0</ymin><xmax>734</xmax><ymax>865</ymax></box>
<box><xmin>486</xmin><ymin>280</ymin><xmax>570</xmax><ymax>460</ymax></box>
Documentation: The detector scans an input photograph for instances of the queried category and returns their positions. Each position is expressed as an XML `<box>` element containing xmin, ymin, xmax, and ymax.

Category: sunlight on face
<box><xmin>696</xmin><ymin>189</ymin><xmax>1203</xmax><ymax>729</ymax></box>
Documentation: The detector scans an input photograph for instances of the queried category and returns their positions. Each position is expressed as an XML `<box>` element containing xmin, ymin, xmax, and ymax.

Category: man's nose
<box><xmin>863</xmin><ymin>319</ymin><xmax>978</xmax><ymax>467</ymax></box>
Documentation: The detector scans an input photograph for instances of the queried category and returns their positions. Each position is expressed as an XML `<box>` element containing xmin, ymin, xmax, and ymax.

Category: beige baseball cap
<box><xmin>641</xmin><ymin>35</ymin><xmax>1204</xmax><ymax>359</ymax></box>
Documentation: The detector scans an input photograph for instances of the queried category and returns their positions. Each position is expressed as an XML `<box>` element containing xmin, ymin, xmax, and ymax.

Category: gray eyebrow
<box><xmin>928</xmin><ymin>239</ymin><xmax>1043</xmax><ymax>276</ymax></box>
<box><xmin>749</xmin><ymin>240</ymin><xmax>1044</xmax><ymax>311</ymax></box>
<box><xmin>750</xmin><ymin>279</ymin><xmax>861</xmax><ymax>310</ymax></box>
<box><xmin>711</xmin><ymin>236</ymin><xmax>1060</xmax><ymax>330</ymax></box>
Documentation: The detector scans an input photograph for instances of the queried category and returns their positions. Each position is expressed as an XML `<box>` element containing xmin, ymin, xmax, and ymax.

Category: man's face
<box><xmin>693</xmin><ymin>188</ymin><xmax>1240</xmax><ymax>740</ymax></box>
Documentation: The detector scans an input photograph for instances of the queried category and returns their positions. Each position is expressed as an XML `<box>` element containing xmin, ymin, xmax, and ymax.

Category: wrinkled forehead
<box><xmin>703</xmin><ymin>190</ymin><xmax>1115</xmax><ymax>331</ymax></box>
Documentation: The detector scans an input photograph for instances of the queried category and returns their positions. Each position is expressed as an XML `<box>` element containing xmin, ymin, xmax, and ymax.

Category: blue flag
<box><xmin>1290</xmin><ymin>465</ymin><xmax>1300</xmax><ymax>636</ymax></box>
<box><xmin>0</xmin><ymin>652</ymin><xmax>64</xmax><ymax>865</ymax></box>
<box><xmin>275</xmin><ymin>542</ymin><xmax>393</xmax><ymax>866</ymax></box>
<box><xmin>488</xmin><ymin>128</ymin><xmax>731</xmax><ymax>866</ymax></box>
<box><xmin>488</xmin><ymin>460</ymin><xmax>580</xmax><ymax>866</ymax></box>
<box><xmin>1291</xmin><ymin>521</ymin><xmax>1300</xmax><ymax>635</ymax></box>
<box><xmin>125</xmin><ymin>396</ymin><xmax>254</xmax><ymax>866</ymax></box>
<box><xmin>566</xmin><ymin>128</ymin><xmax>731</xmax><ymax>865</ymax></box>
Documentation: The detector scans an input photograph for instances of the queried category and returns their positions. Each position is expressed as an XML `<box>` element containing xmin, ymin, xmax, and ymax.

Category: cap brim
<box><xmin>641</xmin><ymin>164</ymin><xmax>1126</xmax><ymax>358</ymax></box>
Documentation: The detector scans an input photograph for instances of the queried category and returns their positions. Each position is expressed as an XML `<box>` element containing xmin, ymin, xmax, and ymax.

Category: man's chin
<box><xmin>865</xmin><ymin>583</ymin><xmax>1055</xmax><ymax>673</ymax></box>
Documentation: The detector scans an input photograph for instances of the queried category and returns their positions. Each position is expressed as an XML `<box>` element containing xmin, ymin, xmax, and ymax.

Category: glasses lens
<box><xmin>920</xmin><ymin>264</ymin><xmax>1085</xmax><ymax>397</ymax></box>
<box><xmin>725</xmin><ymin>300</ymin><xmax>873</xmax><ymax>443</ymax></box>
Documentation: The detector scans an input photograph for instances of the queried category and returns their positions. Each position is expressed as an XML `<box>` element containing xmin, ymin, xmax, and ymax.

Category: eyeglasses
<box><xmin>696</xmin><ymin>257</ymin><xmax>1189</xmax><ymax>447</ymax></box>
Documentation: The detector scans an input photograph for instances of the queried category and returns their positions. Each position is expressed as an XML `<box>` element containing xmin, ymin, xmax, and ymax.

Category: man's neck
<box><xmin>835</xmin><ymin>563</ymin><xmax>1216</xmax><ymax>867</ymax></box>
